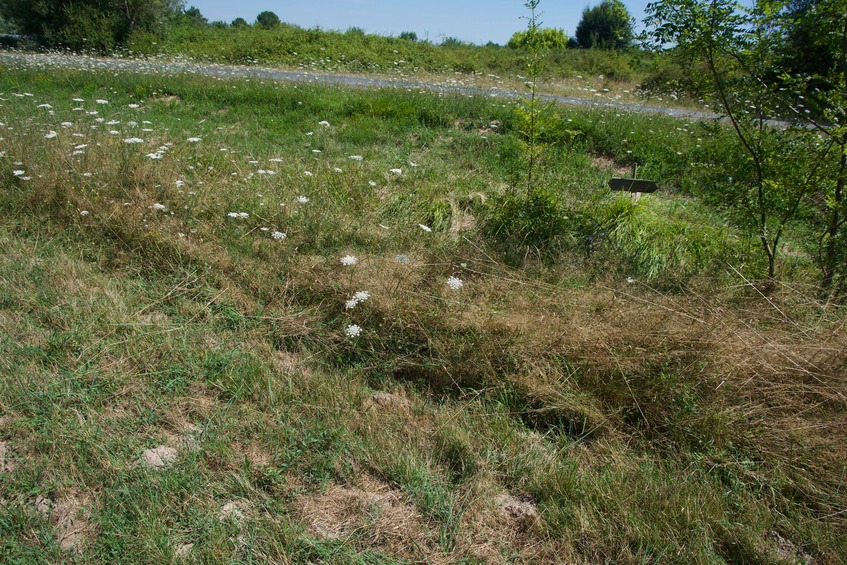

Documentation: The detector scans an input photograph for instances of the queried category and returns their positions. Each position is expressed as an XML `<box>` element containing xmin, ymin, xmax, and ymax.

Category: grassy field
<box><xmin>0</xmin><ymin>59</ymin><xmax>845</xmax><ymax>564</ymax></box>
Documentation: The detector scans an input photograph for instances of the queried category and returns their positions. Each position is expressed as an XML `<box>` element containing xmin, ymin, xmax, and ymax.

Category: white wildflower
<box><xmin>353</xmin><ymin>291</ymin><xmax>370</xmax><ymax>302</ymax></box>
<box><xmin>297</xmin><ymin>196</ymin><xmax>309</xmax><ymax>203</ymax></box>
<box><xmin>123</xmin><ymin>137</ymin><xmax>144</xmax><ymax>144</ymax></box>
<box><xmin>318</xmin><ymin>120</ymin><xmax>330</xmax><ymax>127</ymax></box>
<box><xmin>389</xmin><ymin>168</ymin><xmax>402</xmax><ymax>175</ymax></box>
<box><xmin>626</xmin><ymin>276</ymin><xmax>636</xmax><ymax>284</ymax></box>
<box><xmin>349</xmin><ymin>155</ymin><xmax>363</xmax><ymax>161</ymax></box>
<box><xmin>80</xmin><ymin>210</ymin><xmax>89</xmax><ymax>216</ymax></box>
<box><xmin>175</xmin><ymin>180</ymin><xmax>185</xmax><ymax>187</ymax></box>
<box><xmin>368</xmin><ymin>181</ymin><xmax>377</xmax><ymax>187</ymax></box>
<box><xmin>446</xmin><ymin>276</ymin><xmax>463</xmax><ymax>290</ymax></box>
<box><xmin>340</xmin><ymin>255</ymin><xmax>358</xmax><ymax>266</ymax></box>
<box><xmin>271</xmin><ymin>231</ymin><xmax>286</xmax><ymax>240</ymax></box>
<box><xmin>44</xmin><ymin>131</ymin><xmax>57</xmax><ymax>139</ymax></box>
<box><xmin>150</xmin><ymin>203</ymin><xmax>167</xmax><ymax>211</ymax></box>
<box><xmin>96</xmin><ymin>99</ymin><xmax>108</xmax><ymax>104</ymax></box>
<box><xmin>418</xmin><ymin>224</ymin><xmax>432</xmax><ymax>232</ymax></box>
<box><xmin>345</xmin><ymin>324</ymin><xmax>362</xmax><ymax>338</ymax></box>
<box><xmin>334</xmin><ymin>167</ymin><xmax>343</xmax><ymax>173</ymax></box>
<box><xmin>128</xmin><ymin>104</ymin><xmax>140</xmax><ymax>108</ymax></box>
<box><xmin>227</xmin><ymin>212</ymin><xmax>249</xmax><ymax>219</ymax></box>
<box><xmin>187</xmin><ymin>137</ymin><xmax>201</xmax><ymax>143</ymax></box>
<box><xmin>303</xmin><ymin>171</ymin><xmax>313</xmax><ymax>176</ymax></box>
<box><xmin>13</xmin><ymin>170</ymin><xmax>24</xmax><ymax>176</ymax></box>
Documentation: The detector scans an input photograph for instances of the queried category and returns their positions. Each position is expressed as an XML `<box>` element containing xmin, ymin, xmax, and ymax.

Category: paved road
<box><xmin>1</xmin><ymin>51</ymin><xmax>723</xmax><ymax>121</ymax></box>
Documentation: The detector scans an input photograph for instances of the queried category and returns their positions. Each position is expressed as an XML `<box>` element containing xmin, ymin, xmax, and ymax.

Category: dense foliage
<box><xmin>0</xmin><ymin>0</ymin><xmax>183</xmax><ymax>51</ymax></box>
<box><xmin>255</xmin><ymin>10</ymin><xmax>281</xmax><ymax>29</ymax></box>
<box><xmin>575</xmin><ymin>0</ymin><xmax>634</xmax><ymax>49</ymax></box>
<box><xmin>507</xmin><ymin>27</ymin><xmax>570</xmax><ymax>50</ymax></box>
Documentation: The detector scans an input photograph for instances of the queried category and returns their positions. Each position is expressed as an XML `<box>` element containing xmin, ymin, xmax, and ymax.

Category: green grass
<box><xmin>0</xmin><ymin>63</ymin><xmax>845</xmax><ymax>563</ymax></box>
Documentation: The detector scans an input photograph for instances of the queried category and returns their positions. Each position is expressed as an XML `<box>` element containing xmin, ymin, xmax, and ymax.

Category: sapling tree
<box><xmin>773</xmin><ymin>0</ymin><xmax>847</xmax><ymax>295</ymax></box>
<box><xmin>644</xmin><ymin>0</ymin><xmax>830</xmax><ymax>287</ymax></box>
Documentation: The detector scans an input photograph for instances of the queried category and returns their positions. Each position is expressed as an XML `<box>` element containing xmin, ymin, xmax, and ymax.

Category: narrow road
<box><xmin>1</xmin><ymin>51</ymin><xmax>722</xmax><ymax>121</ymax></box>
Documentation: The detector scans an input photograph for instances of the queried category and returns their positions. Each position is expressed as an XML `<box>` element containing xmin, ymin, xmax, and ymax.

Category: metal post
<box><xmin>631</xmin><ymin>162</ymin><xmax>640</xmax><ymax>204</ymax></box>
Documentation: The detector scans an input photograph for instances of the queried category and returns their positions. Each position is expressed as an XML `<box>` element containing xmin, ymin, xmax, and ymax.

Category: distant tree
<box><xmin>507</xmin><ymin>27</ymin><xmax>569</xmax><ymax>50</ymax></box>
<box><xmin>575</xmin><ymin>0</ymin><xmax>633</xmax><ymax>49</ymax></box>
<box><xmin>441</xmin><ymin>36</ymin><xmax>466</xmax><ymax>47</ymax></box>
<box><xmin>399</xmin><ymin>30</ymin><xmax>418</xmax><ymax>41</ymax></box>
<box><xmin>0</xmin><ymin>0</ymin><xmax>183</xmax><ymax>51</ymax></box>
<box><xmin>182</xmin><ymin>6</ymin><xmax>207</xmax><ymax>27</ymax></box>
<box><xmin>345</xmin><ymin>26</ymin><xmax>366</xmax><ymax>36</ymax></box>
<box><xmin>231</xmin><ymin>17</ymin><xmax>249</xmax><ymax>28</ymax></box>
<box><xmin>256</xmin><ymin>10</ymin><xmax>280</xmax><ymax>29</ymax></box>
<box><xmin>209</xmin><ymin>20</ymin><xmax>228</xmax><ymax>29</ymax></box>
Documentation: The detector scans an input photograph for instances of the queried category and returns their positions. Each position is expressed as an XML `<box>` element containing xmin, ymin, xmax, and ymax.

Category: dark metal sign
<box><xmin>608</xmin><ymin>178</ymin><xmax>659</xmax><ymax>193</ymax></box>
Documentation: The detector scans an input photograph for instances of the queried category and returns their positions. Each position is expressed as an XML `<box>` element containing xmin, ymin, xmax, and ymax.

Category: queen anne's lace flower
<box><xmin>446</xmin><ymin>276</ymin><xmax>463</xmax><ymax>290</ymax></box>
<box><xmin>345</xmin><ymin>324</ymin><xmax>362</xmax><ymax>338</ymax></box>
<box><xmin>340</xmin><ymin>255</ymin><xmax>358</xmax><ymax>266</ymax></box>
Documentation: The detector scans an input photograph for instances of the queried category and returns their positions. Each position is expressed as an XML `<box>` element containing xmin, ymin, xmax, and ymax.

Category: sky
<box><xmin>188</xmin><ymin>1</ymin><xmax>654</xmax><ymax>46</ymax></box>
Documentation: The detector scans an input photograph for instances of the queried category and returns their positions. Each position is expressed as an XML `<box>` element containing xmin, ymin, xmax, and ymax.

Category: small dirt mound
<box><xmin>0</xmin><ymin>441</ymin><xmax>15</xmax><ymax>473</ymax></box>
<box><xmin>51</xmin><ymin>494</ymin><xmax>93</xmax><ymax>553</ymax></box>
<box><xmin>296</xmin><ymin>476</ymin><xmax>436</xmax><ymax>559</ymax></box>
<box><xmin>141</xmin><ymin>445</ymin><xmax>178</xmax><ymax>469</ymax></box>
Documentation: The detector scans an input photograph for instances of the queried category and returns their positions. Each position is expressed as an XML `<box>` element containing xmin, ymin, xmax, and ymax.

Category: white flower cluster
<box><xmin>446</xmin><ymin>276</ymin><xmax>463</xmax><ymax>290</ymax></box>
<box><xmin>340</xmin><ymin>255</ymin><xmax>358</xmax><ymax>266</ymax></box>
<box><xmin>345</xmin><ymin>290</ymin><xmax>370</xmax><ymax>310</ymax></box>
<box><xmin>271</xmin><ymin>231</ymin><xmax>286</xmax><ymax>240</ymax></box>
<box><xmin>227</xmin><ymin>212</ymin><xmax>249</xmax><ymax>219</ymax></box>
<box><xmin>345</xmin><ymin>324</ymin><xmax>362</xmax><ymax>338</ymax></box>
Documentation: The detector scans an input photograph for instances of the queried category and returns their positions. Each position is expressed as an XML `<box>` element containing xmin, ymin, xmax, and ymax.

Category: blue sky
<box><xmin>188</xmin><ymin>1</ymin><xmax>654</xmax><ymax>45</ymax></box>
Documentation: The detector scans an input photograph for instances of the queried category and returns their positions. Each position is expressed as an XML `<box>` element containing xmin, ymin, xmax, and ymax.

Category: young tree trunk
<box><xmin>822</xmin><ymin>150</ymin><xmax>845</xmax><ymax>291</ymax></box>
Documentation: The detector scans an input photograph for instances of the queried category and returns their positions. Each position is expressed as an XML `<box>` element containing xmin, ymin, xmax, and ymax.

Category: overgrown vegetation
<box><xmin>0</xmin><ymin>53</ymin><xmax>844</xmax><ymax>562</ymax></box>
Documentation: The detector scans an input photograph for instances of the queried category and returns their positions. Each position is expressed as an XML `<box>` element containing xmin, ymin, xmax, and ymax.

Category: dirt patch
<box><xmin>175</xmin><ymin>543</ymin><xmax>194</xmax><ymax>559</ymax></box>
<box><xmin>51</xmin><ymin>494</ymin><xmax>93</xmax><ymax>553</ymax></box>
<box><xmin>295</xmin><ymin>475</ymin><xmax>437</xmax><ymax>559</ymax></box>
<box><xmin>218</xmin><ymin>501</ymin><xmax>246</xmax><ymax>524</ymax></box>
<box><xmin>0</xmin><ymin>441</ymin><xmax>15</xmax><ymax>473</ymax></box>
<box><xmin>364</xmin><ymin>392</ymin><xmax>411</xmax><ymax>413</ymax></box>
<box><xmin>592</xmin><ymin>155</ymin><xmax>632</xmax><ymax>177</ymax></box>
<box><xmin>766</xmin><ymin>531</ymin><xmax>816</xmax><ymax>564</ymax></box>
<box><xmin>141</xmin><ymin>445</ymin><xmax>178</xmax><ymax>469</ymax></box>
<box><xmin>154</xmin><ymin>95</ymin><xmax>182</xmax><ymax>105</ymax></box>
<box><xmin>495</xmin><ymin>493</ymin><xmax>538</xmax><ymax>523</ymax></box>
